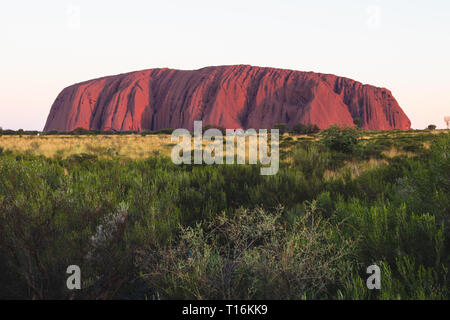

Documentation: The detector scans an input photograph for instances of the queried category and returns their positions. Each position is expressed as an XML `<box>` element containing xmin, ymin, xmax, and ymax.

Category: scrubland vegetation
<box><xmin>0</xmin><ymin>128</ymin><xmax>448</xmax><ymax>299</ymax></box>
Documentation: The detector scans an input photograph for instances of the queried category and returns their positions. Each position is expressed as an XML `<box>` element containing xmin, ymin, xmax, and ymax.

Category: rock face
<box><xmin>44</xmin><ymin>65</ymin><xmax>411</xmax><ymax>131</ymax></box>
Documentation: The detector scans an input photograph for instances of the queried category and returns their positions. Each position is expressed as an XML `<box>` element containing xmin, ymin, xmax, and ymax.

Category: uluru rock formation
<box><xmin>44</xmin><ymin>65</ymin><xmax>411</xmax><ymax>131</ymax></box>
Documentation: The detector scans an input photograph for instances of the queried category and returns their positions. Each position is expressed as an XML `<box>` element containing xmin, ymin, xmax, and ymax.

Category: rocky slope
<box><xmin>44</xmin><ymin>65</ymin><xmax>411</xmax><ymax>131</ymax></box>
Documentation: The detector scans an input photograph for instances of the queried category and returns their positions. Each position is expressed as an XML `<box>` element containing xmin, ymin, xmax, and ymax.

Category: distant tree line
<box><xmin>1</xmin><ymin>124</ymin><xmax>322</xmax><ymax>136</ymax></box>
<box><xmin>273</xmin><ymin>123</ymin><xmax>321</xmax><ymax>135</ymax></box>
<box><xmin>8</xmin><ymin>120</ymin><xmax>443</xmax><ymax>137</ymax></box>
<box><xmin>0</xmin><ymin>129</ymin><xmax>39</xmax><ymax>136</ymax></box>
<box><xmin>0</xmin><ymin>127</ymin><xmax>176</xmax><ymax>136</ymax></box>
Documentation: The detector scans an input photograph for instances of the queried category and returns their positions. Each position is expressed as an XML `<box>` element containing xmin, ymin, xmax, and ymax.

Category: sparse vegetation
<box><xmin>0</xmin><ymin>129</ymin><xmax>448</xmax><ymax>299</ymax></box>
<box><xmin>291</xmin><ymin>123</ymin><xmax>320</xmax><ymax>134</ymax></box>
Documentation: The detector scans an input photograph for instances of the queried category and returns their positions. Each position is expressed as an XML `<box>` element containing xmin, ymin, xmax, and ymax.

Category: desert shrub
<box><xmin>71</xmin><ymin>127</ymin><xmax>90</xmax><ymax>135</ymax></box>
<box><xmin>0</xmin><ymin>156</ymin><xmax>158</xmax><ymax>299</ymax></box>
<box><xmin>391</xmin><ymin>133</ymin><xmax>449</xmax><ymax>224</ymax></box>
<box><xmin>316</xmin><ymin>191</ymin><xmax>334</xmax><ymax>218</ymax></box>
<box><xmin>320</xmin><ymin>125</ymin><xmax>360</xmax><ymax>154</ymax></box>
<box><xmin>138</xmin><ymin>204</ymin><xmax>355</xmax><ymax>299</ymax></box>
<box><xmin>360</xmin><ymin>139</ymin><xmax>393</xmax><ymax>159</ymax></box>
<box><xmin>292</xmin><ymin>123</ymin><xmax>320</xmax><ymax>134</ymax></box>
<box><xmin>327</xmin><ymin>152</ymin><xmax>350</xmax><ymax>170</ymax></box>
<box><xmin>340</xmin><ymin>258</ymin><xmax>448</xmax><ymax>300</ymax></box>
<box><xmin>333</xmin><ymin>194</ymin><xmax>448</xmax><ymax>300</ymax></box>
<box><xmin>291</xmin><ymin>145</ymin><xmax>330</xmax><ymax>177</ymax></box>
<box><xmin>65</xmin><ymin>153</ymin><xmax>98</xmax><ymax>164</ymax></box>
<box><xmin>335</xmin><ymin>200</ymin><xmax>445</xmax><ymax>268</ymax></box>
<box><xmin>401</xmin><ymin>141</ymin><xmax>424</xmax><ymax>153</ymax></box>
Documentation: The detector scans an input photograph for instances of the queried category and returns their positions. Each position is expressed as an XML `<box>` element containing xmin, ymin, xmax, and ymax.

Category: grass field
<box><xmin>0</xmin><ymin>129</ymin><xmax>442</xmax><ymax>160</ymax></box>
<box><xmin>0</xmin><ymin>128</ymin><xmax>448</xmax><ymax>299</ymax></box>
<box><xmin>0</xmin><ymin>134</ymin><xmax>176</xmax><ymax>158</ymax></box>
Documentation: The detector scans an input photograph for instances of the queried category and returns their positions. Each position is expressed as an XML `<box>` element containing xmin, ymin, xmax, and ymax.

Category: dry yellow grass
<box><xmin>381</xmin><ymin>147</ymin><xmax>416</xmax><ymax>158</ymax></box>
<box><xmin>0</xmin><ymin>134</ymin><xmax>280</xmax><ymax>161</ymax></box>
<box><xmin>324</xmin><ymin>158</ymin><xmax>388</xmax><ymax>180</ymax></box>
<box><xmin>0</xmin><ymin>135</ymin><xmax>175</xmax><ymax>159</ymax></box>
<box><xmin>1</xmin><ymin>130</ymin><xmax>438</xmax><ymax>166</ymax></box>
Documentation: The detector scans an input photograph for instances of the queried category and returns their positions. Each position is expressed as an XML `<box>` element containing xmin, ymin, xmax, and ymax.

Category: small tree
<box><xmin>72</xmin><ymin>127</ymin><xmax>89</xmax><ymax>135</ymax></box>
<box><xmin>305</xmin><ymin>124</ymin><xmax>320</xmax><ymax>134</ymax></box>
<box><xmin>320</xmin><ymin>125</ymin><xmax>360</xmax><ymax>154</ymax></box>
<box><xmin>427</xmin><ymin>124</ymin><xmax>437</xmax><ymax>131</ymax></box>
<box><xmin>292</xmin><ymin>123</ymin><xmax>320</xmax><ymax>134</ymax></box>
<box><xmin>17</xmin><ymin>129</ymin><xmax>24</xmax><ymax>137</ymax></box>
<box><xmin>353</xmin><ymin>118</ymin><xmax>362</xmax><ymax>129</ymax></box>
<box><xmin>292</xmin><ymin>123</ymin><xmax>306</xmax><ymax>134</ymax></box>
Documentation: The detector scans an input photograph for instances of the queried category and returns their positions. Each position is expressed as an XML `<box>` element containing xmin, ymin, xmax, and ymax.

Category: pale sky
<box><xmin>0</xmin><ymin>0</ymin><xmax>449</xmax><ymax>130</ymax></box>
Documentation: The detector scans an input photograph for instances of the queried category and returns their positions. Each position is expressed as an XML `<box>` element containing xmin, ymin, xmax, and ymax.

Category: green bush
<box><xmin>138</xmin><ymin>204</ymin><xmax>355</xmax><ymax>299</ymax></box>
<box><xmin>320</xmin><ymin>125</ymin><xmax>360</xmax><ymax>154</ymax></box>
<box><xmin>402</xmin><ymin>141</ymin><xmax>424</xmax><ymax>153</ymax></box>
<box><xmin>71</xmin><ymin>127</ymin><xmax>90</xmax><ymax>135</ymax></box>
<box><xmin>353</xmin><ymin>118</ymin><xmax>362</xmax><ymax>129</ymax></box>
<box><xmin>292</xmin><ymin>123</ymin><xmax>320</xmax><ymax>134</ymax></box>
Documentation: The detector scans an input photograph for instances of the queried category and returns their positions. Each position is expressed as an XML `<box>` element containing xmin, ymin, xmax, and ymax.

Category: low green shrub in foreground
<box><xmin>320</xmin><ymin>125</ymin><xmax>361</xmax><ymax>154</ymax></box>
